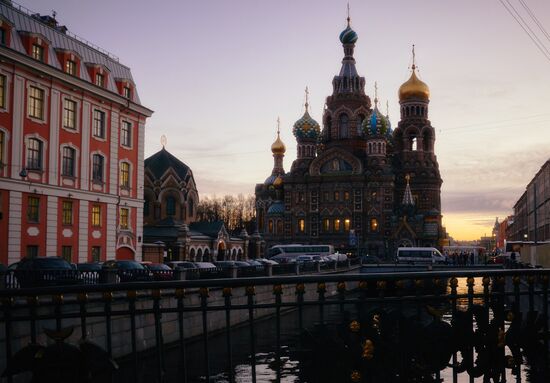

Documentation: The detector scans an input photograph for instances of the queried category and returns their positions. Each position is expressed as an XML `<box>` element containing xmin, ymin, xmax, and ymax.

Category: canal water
<box><xmin>117</xmin><ymin>276</ymin><xmax>548</xmax><ymax>382</ymax></box>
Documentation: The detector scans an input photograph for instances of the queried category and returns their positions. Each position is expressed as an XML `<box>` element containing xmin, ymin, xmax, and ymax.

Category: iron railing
<box><xmin>2</xmin><ymin>259</ymin><xmax>361</xmax><ymax>289</ymax></box>
<box><xmin>1</xmin><ymin>268</ymin><xmax>549</xmax><ymax>382</ymax></box>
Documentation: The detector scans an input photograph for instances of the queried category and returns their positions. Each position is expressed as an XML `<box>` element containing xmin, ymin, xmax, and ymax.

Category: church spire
<box><xmin>270</xmin><ymin>117</ymin><xmax>286</xmax><ymax>175</ymax></box>
<box><xmin>402</xmin><ymin>175</ymin><xmax>415</xmax><ymax>205</ymax></box>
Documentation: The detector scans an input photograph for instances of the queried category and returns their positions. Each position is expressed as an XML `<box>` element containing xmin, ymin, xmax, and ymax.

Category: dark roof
<box><xmin>189</xmin><ymin>221</ymin><xmax>224</xmax><ymax>237</ymax></box>
<box><xmin>145</xmin><ymin>148</ymin><xmax>191</xmax><ymax>180</ymax></box>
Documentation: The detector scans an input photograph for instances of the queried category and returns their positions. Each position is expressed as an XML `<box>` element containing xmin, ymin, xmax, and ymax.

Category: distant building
<box><xmin>255</xmin><ymin>17</ymin><xmax>444</xmax><ymax>257</ymax></box>
<box><xmin>0</xmin><ymin>3</ymin><xmax>152</xmax><ymax>265</ymax></box>
<box><xmin>142</xmin><ymin>147</ymin><xmax>262</xmax><ymax>262</ymax></box>
<box><xmin>508</xmin><ymin>159</ymin><xmax>550</xmax><ymax>242</ymax></box>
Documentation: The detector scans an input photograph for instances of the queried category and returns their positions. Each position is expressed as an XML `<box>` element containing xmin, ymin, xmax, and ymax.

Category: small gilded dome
<box><xmin>273</xmin><ymin>175</ymin><xmax>284</xmax><ymax>188</ymax></box>
<box><xmin>339</xmin><ymin>25</ymin><xmax>358</xmax><ymax>45</ymax></box>
<box><xmin>271</xmin><ymin>132</ymin><xmax>286</xmax><ymax>155</ymax></box>
<box><xmin>293</xmin><ymin>110</ymin><xmax>320</xmax><ymax>140</ymax></box>
<box><xmin>363</xmin><ymin>106</ymin><xmax>390</xmax><ymax>136</ymax></box>
<box><xmin>398</xmin><ymin>69</ymin><xmax>430</xmax><ymax>102</ymax></box>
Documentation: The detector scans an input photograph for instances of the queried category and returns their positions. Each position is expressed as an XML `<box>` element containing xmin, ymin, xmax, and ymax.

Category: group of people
<box><xmin>443</xmin><ymin>251</ymin><xmax>478</xmax><ymax>265</ymax></box>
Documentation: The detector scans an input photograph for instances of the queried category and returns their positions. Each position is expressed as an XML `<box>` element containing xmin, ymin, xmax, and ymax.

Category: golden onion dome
<box><xmin>271</xmin><ymin>131</ymin><xmax>286</xmax><ymax>155</ymax></box>
<box><xmin>398</xmin><ymin>69</ymin><xmax>430</xmax><ymax>102</ymax></box>
<box><xmin>273</xmin><ymin>175</ymin><xmax>284</xmax><ymax>187</ymax></box>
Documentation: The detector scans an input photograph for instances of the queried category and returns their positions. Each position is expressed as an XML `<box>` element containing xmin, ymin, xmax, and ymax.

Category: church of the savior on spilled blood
<box><xmin>255</xmin><ymin>16</ymin><xmax>446</xmax><ymax>258</ymax></box>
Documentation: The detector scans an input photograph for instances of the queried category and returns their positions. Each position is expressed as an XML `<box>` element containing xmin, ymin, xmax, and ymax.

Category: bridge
<box><xmin>1</xmin><ymin>265</ymin><xmax>549</xmax><ymax>382</ymax></box>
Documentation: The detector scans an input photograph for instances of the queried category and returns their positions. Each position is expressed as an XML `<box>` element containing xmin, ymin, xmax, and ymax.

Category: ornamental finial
<box><xmin>374</xmin><ymin>81</ymin><xmax>379</xmax><ymax>106</ymax></box>
<box><xmin>305</xmin><ymin>86</ymin><xmax>309</xmax><ymax>111</ymax></box>
<box><xmin>277</xmin><ymin>116</ymin><xmax>280</xmax><ymax>136</ymax></box>
<box><xmin>347</xmin><ymin>2</ymin><xmax>351</xmax><ymax>26</ymax></box>
<box><xmin>411</xmin><ymin>44</ymin><xmax>416</xmax><ymax>71</ymax></box>
<box><xmin>405</xmin><ymin>174</ymin><xmax>411</xmax><ymax>183</ymax></box>
<box><xmin>160</xmin><ymin>134</ymin><xmax>167</xmax><ymax>148</ymax></box>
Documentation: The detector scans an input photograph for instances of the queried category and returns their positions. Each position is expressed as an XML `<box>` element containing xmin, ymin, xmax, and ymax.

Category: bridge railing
<box><xmin>1</xmin><ymin>268</ymin><xmax>548</xmax><ymax>382</ymax></box>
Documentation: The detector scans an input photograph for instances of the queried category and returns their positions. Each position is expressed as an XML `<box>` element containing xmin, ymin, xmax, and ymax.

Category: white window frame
<box><xmin>119</xmin><ymin>159</ymin><xmax>132</xmax><ymax>190</ymax></box>
<box><xmin>61</xmin><ymin>95</ymin><xmax>80</xmax><ymax>132</ymax></box>
<box><xmin>0</xmin><ymin>70</ymin><xmax>10</xmax><ymax>113</ymax></box>
<box><xmin>92</xmin><ymin>107</ymin><xmax>107</xmax><ymax>141</ymax></box>
<box><xmin>90</xmin><ymin>151</ymin><xmax>106</xmax><ymax>184</ymax></box>
<box><xmin>120</xmin><ymin>119</ymin><xmax>133</xmax><ymax>148</ymax></box>
<box><xmin>26</xmin><ymin>82</ymin><xmax>48</xmax><ymax>124</ymax></box>
<box><xmin>119</xmin><ymin>207</ymin><xmax>131</xmax><ymax>230</ymax></box>
<box><xmin>24</xmin><ymin>134</ymin><xmax>47</xmax><ymax>171</ymax></box>
<box><xmin>60</xmin><ymin>143</ymin><xmax>80</xmax><ymax>179</ymax></box>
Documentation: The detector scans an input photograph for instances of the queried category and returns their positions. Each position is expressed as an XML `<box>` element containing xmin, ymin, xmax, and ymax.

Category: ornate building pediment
<box><xmin>309</xmin><ymin>148</ymin><xmax>362</xmax><ymax>176</ymax></box>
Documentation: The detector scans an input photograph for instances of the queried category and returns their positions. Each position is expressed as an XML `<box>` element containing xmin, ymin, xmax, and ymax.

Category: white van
<box><xmin>396</xmin><ymin>247</ymin><xmax>446</xmax><ymax>264</ymax></box>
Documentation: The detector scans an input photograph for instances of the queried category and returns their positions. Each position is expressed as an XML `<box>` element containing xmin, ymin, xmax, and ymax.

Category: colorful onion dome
<box><xmin>264</xmin><ymin>175</ymin><xmax>276</xmax><ymax>185</ymax></box>
<box><xmin>267</xmin><ymin>201</ymin><xmax>284</xmax><ymax>215</ymax></box>
<box><xmin>339</xmin><ymin>25</ymin><xmax>358</xmax><ymax>45</ymax></box>
<box><xmin>271</xmin><ymin>130</ymin><xmax>286</xmax><ymax>155</ymax></box>
<box><xmin>293</xmin><ymin>110</ymin><xmax>320</xmax><ymax>140</ymax></box>
<box><xmin>363</xmin><ymin>106</ymin><xmax>390</xmax><ymax>136</ymax></box>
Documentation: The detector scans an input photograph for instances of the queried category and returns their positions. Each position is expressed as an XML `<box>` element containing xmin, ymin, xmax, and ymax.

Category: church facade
<box><xmin>255</xmin><ymin>18</ymin><xmax>444</xmax><ymax>258</ymax></box>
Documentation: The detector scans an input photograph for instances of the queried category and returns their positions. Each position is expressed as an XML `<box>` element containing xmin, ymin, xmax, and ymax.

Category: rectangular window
<box><xmin>62</xmin><ymin>147</ymin><xmax>75</xmax><ymax>177</ymax></box>
<box><xmin>27</xmin><ymin>138</ymin><xmax>42</xmax><ymax>170</ymax></box>
<box><xmin>61</xmin><ymin>246</ymin><xmax>72</xmax><ymax>263</ymax></box>
<box><xmin>26</xmin><ymin>245</ymin><xmax>39</xmax><ymax>258</ymax></box>
<box><xmin>123</xmin><ymin>86</ymin><xmax>131</xmax><ymax>99</ymax></box>
<box><xmin>344</xmin><ymin>218</ymin><xmax>351</xmax><ymax>231</ymax></box>
<box><xmin>27</xmin><ymin>196</ymin><xmax>39</xmax><ymax>222</ymax></box>
<box><xmin>62</xmin><ymin>201</ymin><xmax>73</xmax><ymax>225</ymax></box>
<box><xmin>63</xmin><ymin>99</ymin><xmax>77</xmax><ymax>129</ymax></box>
<box><xmin>121</xmin><ymin>121</ymin><xmax>132</xmax><ymax>147</ymax></box>
<box><xmin>91</xmin><ymin>205</ymin><xmax>101</xmax><ymax>227</ymax></box>
<box><xmin>95</xmin><ymin>72</ymin><xmax>104</xmax><ymax>87</ymax></box>
<box><xmin>334</xmin><ymin>218</ymin><xmax>341</xmax><ymax>231</ymax></box>
<box><xmin>93</xmin><ymin>110</ymin><xmax>105</xmax><ymax>138</ymax></box>
<box><xmin>31</xmin><ymin>44</ymin><xmax>44</xmax><ymax>61</ymax></box>
<box><xmin>344</xmin><ymin>191</ymin><xmax>350</xmax><ymax>201</ymax></box>
<box><xmin>92</xmin><ymin>154</ymin><xmax>104</xmax><ymax>182</ymax></box>
<box><xmin>334</xmin><ymin>191</ymin><xmax>340</xmax><ymax>201</ymax></box>
<box><xmin>323</xmin><ymin>218</ymin><xmax>330</xmax><ymax>232</ymax></box>
<box><xmin>298</xmin><ymin>219</ymin><xmax>305</xmax><ymax>233</ymax></box>
<box><xmin>65</xmin><ymin>60</ymin><xmax>77</xmax><ymax>76</ymax></box>
<box><xmin>0</xmin><ymin>29</ymin><xmax>5</xmax><ymax>45</ymax></box>
<box><xmin>120</xmin><ymin>208</ymin><xmax>129</xmax><ymax>229</ymax></box>
<box><xmin>91</xmin><ymin>246</ymin><xmax>101</xmax><ymax>262</ymax></box>
<box><xmin>0</xmin><ymin>74</ymin><xmax>6</xmax><ymax>109</ymax></box>
<box><xmin>28</xmin><ymin>86</ymin><xmax>44</xmax><ymax>119</ymax></box>
<box><xmin>120</xmin><ymin>162</ymin><xmax>130</xmax><ymax>188</ymax></box>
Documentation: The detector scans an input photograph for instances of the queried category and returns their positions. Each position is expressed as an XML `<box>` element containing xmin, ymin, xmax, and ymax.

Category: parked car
<box><xmin>256</xmin><ymin>258</ymin><xmax>278</xmax><ymax>265</ymax></box>
<box><xmin>326</xmin><ymin>252</ymin><xmax>348</xmax><ymax>262</ymax></box>
<box><xmin>296</xmin><ymin>255</ymin><xmax>315</xmax><ymax>263</ymax></box>
<box><xmin>166</xmin><ymin>261</ymin><xmax>197</xmax><ymax>270</ymax></box>
<box><xmin>76</xmin><ymin>262</ymin><xmax>102</xmax><ymax>272</ymax></box>
<box><xmin>14</xmin><ymin>256</ymin><xmax>81</xmax><ymax>288</ymax></box>
<box><xmin>102</xmin><ymin>260</ymin><xmax>153</xmax><ymax>282</ymax></box>
<box><xmin>144</xmin><ymin>263</ymin><xmax>174</xmax><ymax>281</ymax></box>
<box><xmin>245</xmin><ymin>260</ymin><xmax>264</xmax><ymax>269</ymax></box>
<box><xmin>214</xmin><ymin>261</ymin><xmax>237</xmax><ymax>269</ymax></box>
<box><xmin>193</xmin><ymin>262</ymin><xmax>217</xmax><ymax>269</ymax></box>
<box><xmin>361</xmin><ymin>255</ymin><xmax>382</xmax><ymax>264</ymax></box>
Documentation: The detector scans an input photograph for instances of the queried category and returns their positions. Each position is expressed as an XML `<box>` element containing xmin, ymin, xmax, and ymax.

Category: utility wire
<box><xmin>503</xmin><ymin>0</ymin><xmax>550</xmax><ymax>56</ymax></box>
<box><xmin>518</xmin><ymin>0</ymin><xmax>550</xmax><ymax>44</ymax></box>
<box><xmin>497</xmin><ymin>0</ymin><xmax>550</xmax><ymax>62</ymax></box>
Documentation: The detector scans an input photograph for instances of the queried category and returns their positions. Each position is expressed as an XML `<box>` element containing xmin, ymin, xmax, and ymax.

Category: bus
<box><xmin>267</xmin><ymin>244</ymin><xmax>335</xmax><ymax>260</ymax></box>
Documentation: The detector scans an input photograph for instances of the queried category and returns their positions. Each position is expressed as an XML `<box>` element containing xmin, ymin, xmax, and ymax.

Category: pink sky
<box><xmin>23</xmin><ymin>0</ymin><xmax>550</xmax><ymax>240</ymax></box>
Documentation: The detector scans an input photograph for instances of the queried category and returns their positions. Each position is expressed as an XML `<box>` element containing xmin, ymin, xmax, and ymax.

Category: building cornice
<box><xmin>0</xmin><ymin>46</ymin><xmax>154</xmax><ymax>117</ymax></box>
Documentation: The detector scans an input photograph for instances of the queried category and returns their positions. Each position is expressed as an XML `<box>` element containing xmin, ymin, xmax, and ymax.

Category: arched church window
<box><xmin>188</xmin><ymin>198</ymin><xmax>194</xmax><ymax>218</ymax></box>
<box><xmin>144</xmin><ymin>198</ymin><xmax>150</xmax><ymax>217</ymax></box>
<box><xmin>378</xmin><ymin>142</ymin><xmax>382</xmax><ymax>153</ymax></box>
<box><xmin>370</xmin><ymin>218</ymin><xmax>379</xmax><ymax>231</ymax></box>
<box><xmin>323</xmin><ymin>218</ymin><xmax>330</xmax><ymax>232</ymax></box>
<box><xmin>326</xmin><ymin>116</ymin><xmax>332</xmax><ymax>139</ymax></box>
<box><xmin>276</xmin><ymin>220</ymin><xmax>283</xmax><ymax>234</ymax></box>
<box><xmin>416</xmin><ymin>106</ymin><xmax>420</xmax><ymax>115</ymax></box>
<box><xmin>166</xmin><ymin>196</ymin><xmax>176</xmax><ymax>216</ymax></box>
<box><xmin>411</xmin><ymin>137</ymin><xmax>417</xmax><ymax>151</ymax></box>
<box><xmin>357</xmin><ymin>114</ymin><xmax>365</xmax><ymax>134</ymax></box>
<box><xmin>268</xmin><ymin>220</ymin><xmax>274</xmax><ymax>234</ymax></box>
<box><xmin>298</xmin><ymin>219</ymin><xmax>305</xmax><ymax>233</ymax></box>
<box><xmin>339</xmin><ymin>114</ymin><xmax>349</xmax><ymax>138</ymax></box>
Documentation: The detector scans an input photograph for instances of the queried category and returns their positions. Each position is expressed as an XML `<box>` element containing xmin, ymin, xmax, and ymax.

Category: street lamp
<box><xmin>524</xmin><ymin>233</ymin><xmax>528</xmax><ymax>241</ymax></box>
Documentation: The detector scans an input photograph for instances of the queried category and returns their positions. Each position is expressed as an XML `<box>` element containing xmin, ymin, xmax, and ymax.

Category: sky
<box><xmin>22</xmin><ymin>0</ymin><xmax>550</xmax><ymax>241</ymax></box>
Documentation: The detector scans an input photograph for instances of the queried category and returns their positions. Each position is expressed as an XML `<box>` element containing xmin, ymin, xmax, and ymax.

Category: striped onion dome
<box><xmin>339</xmin><ymin>25</ymin><xmax>358</xmax><ymax>44</ymax></box>
<box><xmin>363</xmin><ymin>106</ymin><xmax>390</xmax><ymax>136</ymax></box>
